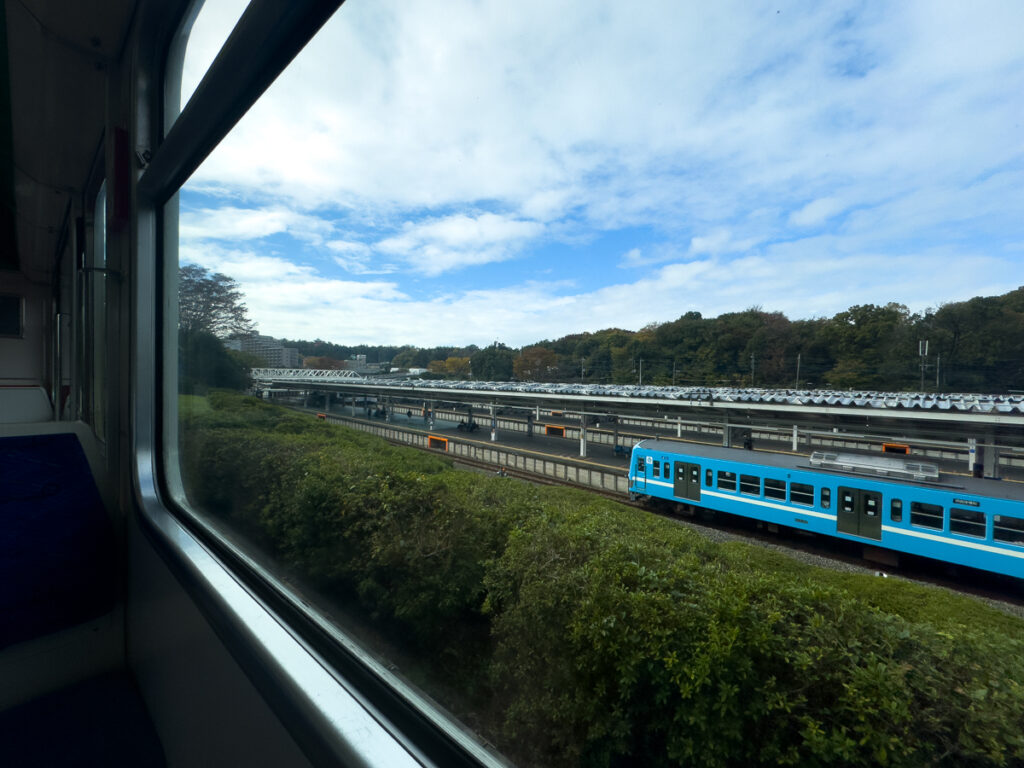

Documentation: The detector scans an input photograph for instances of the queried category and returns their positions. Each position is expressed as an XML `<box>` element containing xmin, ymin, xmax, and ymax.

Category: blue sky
<box><xmin>178</xmin><ymin>0</ymin><xmax>1024</xmax><ymax>347</ymax></box>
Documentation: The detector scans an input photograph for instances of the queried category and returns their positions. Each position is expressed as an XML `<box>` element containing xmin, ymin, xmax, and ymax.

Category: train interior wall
<box><xmin>0</xmin><ymin>1</ymin><xmax>316</xmax><ymax>764</ymax></box>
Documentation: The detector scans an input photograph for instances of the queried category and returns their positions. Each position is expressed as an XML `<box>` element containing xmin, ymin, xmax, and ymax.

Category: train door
<box><xmin>837</xmin><ymin>487</ymin><xmax>882</xmax><ymax>540</ymax></box>
<box><xmin>635</xmin><ymin>455</ymin><xmax>647</xmax><ymax>490</ymax></box>
<box><xmin>674</xmin><ymin>462</ymin><xmax>701</xmax><ymax>501</ymax></box>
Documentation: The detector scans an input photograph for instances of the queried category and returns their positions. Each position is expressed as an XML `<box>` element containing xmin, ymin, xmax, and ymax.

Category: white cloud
<box><xmin>181</xmin><ymin>206</ymin><xmax>334</xmax><ymax>244</ymax></box>
<box><xmin>688</xmin><ymin>228</ymin><xmax>761</xmax><ymax>257</ymax></box>
<box><xmin>175</xmin><ymin>0</ymin><xmax>1024</xmax><ymax>346</ymax></box>
<box><xmin>375</xmin><ymin>212</ymin><xmax>544</xmax><ymax>275</ymax></box>
<box><xmin>230</xmin><ymin>248</ymin><xmax>1024</xmax><ymax>347</ymax></box>
<box><xmin>789</xmin><ymin>197</ymin><xmax>846</xmax><ymax>228</ymax></box>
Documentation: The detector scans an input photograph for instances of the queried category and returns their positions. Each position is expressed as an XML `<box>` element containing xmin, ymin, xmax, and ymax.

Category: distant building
<box><xmin>231</xmin><ymin>335</ymin><xmax>301</xmax><ymax>368</ymax></box>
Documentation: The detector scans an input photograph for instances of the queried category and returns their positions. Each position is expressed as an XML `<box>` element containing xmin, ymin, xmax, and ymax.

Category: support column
<box><xmin>613</xmin><ymin>419</ymin><xmax>619</xmax><ymax>455</ymax></box>
<box><xmin>792</xmin><ymin>424</ymin><xmax>798</xmax><ymax>452</ymax></box>
<box><xmin>722</xmin><ymin>413</ymin><xmax>731</xmax><ymax>447</ymax></box>
<box><xmin>325</xmin><ymin>393</ymin><xmax>332</xmax><ymax>412</ymax></box>
<box><xmin>526</xmin><ymin>411</ymin><xmax>533</xmax><ymax>438</ymax></box>
<box><xmin>677</xmin><ymin>417</ymin><xmax>682</xmax><ymax>438</ymax></box>
<box><xmin>968</xmin><ymin>437</ymin><xmax>977</xmax><ymax>474</ymax></box>
<box><xmin>579</xmin><ymin>407</ymin><xmax>587</xmax><ymax>458</ymax></box>
<box><xmin>428</xmin><ymin>400</ymin><xmax>435</xmax><ymax>430</ymax></box>
<box><xmin>984</xmin><ymin>431</ymin><xmax>999</xmax><ymax>478</ymax></box>
<box><xmin>490</xmin><ymin>404</ymin><xmax>497</xmax><ymax>442</ymax></box>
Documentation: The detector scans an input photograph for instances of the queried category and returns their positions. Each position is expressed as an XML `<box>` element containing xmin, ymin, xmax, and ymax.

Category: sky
<box><xmin>176</xmin><ymin>0</ymin><xmax>1024</xmax><ymax>348</ymax></box>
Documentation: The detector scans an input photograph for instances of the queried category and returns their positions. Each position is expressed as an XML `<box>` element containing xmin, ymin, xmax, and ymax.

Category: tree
<box><xmin>514</xmin><ymin>346</ymin><xmax>559</xmax><ymax>381</ymax></box>
<box><xmin>179</xmin><ymin>329</ymin><xmax>249</xmax><ymax>393</ymax></box>
<box><xmin>178</xmin><ymin>264</ymin><xmax>256</xmax><ymax>337</ymax></box>
<box><xmin>445</xmin><ymin>357</ymin><xmax>472</xmax><ymax>378</ymax></box>
<box><xmin>303</xmin><ymin>355</ymin><xmax>345</xmax><ymax>370</ymax></box>
<box><xmin>471</xmin><ymin>343</ymin><xmax>515</xmax><ymax>381</ymax></box>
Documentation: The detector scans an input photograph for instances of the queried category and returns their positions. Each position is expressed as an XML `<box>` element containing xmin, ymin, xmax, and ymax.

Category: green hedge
<box><xmin>180</xmin><ymin>394</ymin><xmax>1024</xmax><ymax>767</ymax></box>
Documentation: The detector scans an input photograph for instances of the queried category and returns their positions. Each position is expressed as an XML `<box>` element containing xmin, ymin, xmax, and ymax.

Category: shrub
<box><xmin>179</xmin><ymin>394</ymin><xmax>1024</xmax><ymax>768</ymax></box>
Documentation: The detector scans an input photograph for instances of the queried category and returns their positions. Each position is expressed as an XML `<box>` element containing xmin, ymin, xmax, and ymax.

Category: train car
<box><xmin>0</xmin><ymin>1</ymin><xmax>494</xmax><ymax>766</ymax></box>
<box><xmin>628</xmin><ymin>440</ymin><xmax>1024</xmax><ymax>579</ymax></box>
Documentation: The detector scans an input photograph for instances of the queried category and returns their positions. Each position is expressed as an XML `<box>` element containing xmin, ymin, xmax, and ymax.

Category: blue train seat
<box><xmin>0</xmin><ymin>432</ymin><xmax>116</xmax><ymax>649</ymax></box>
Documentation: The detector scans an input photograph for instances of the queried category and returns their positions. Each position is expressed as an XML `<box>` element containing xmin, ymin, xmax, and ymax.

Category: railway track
<box><xmin>297</xmin><ymin>405</ymin><xmax>1024</xmax><ymax>613</ymax></box>
<box><xmin>448</xmin><ymin>453</ymin><xmax>1024</xmax><ymax>615</ymax></box>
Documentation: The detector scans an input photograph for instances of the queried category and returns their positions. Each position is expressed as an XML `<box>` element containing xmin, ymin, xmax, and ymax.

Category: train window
<box><xmin>740</xmin><ymin>475</ymin><xmax>761</xmax><ymax>496</ymax></box>
<box><xmin>717</xmin><ymin>471</ymin><xmax>737</xmax><ymax>491</ymax></box>
<box><xmin>950</xmin><ymin>508</ymin><xmax>986</xmax><ymax>538</ymax></box>
<box><xmin>890</xmin><ymin>498</ymin><xmax>903</xmax><ymax>522</ymax></box>
<box><xmin>840</xmin><ymin>490</ymin><xmax>855</xmax><ymax>514</ymax></box>
<box><xmin>993</xmin><ymin>515</ymin><xmax>1024</xmax><ymax>545</ymax></box>
<box><xmin>80</xmin><ymin>181</ymin><xmax>108</xmax><ymax>437</ymax></box>
<box><xmin>151</xmin><ymin>1</ymin><xmax>1024</xmax><ymax>764</ymax></box>
<box><xmin>764</xmin><ymin>478</ymin><xmax>786</xmax><ymax>500</ymax></box>
<box><xmin>910</xmin><ymin>501</ymin><xmax>944</xmax><ymax>530</ymax></box>
<box><xmin>705</xmin><ymin>468</ymin><xmax>712</xmax><ymax>486</ymax></box>
<box><xmin>168</xmin><ymin>0</ymin><xmax>253</xmax><ymax>128</ymax></box>
<box><xmin>790</xmin><ymin>483</ymin><xmax>813</xmax><ymax>506</ymax></box>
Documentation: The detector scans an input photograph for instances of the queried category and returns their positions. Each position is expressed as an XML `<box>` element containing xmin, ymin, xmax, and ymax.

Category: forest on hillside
<box><xmin>288</xmin><ymin>288</ymin><xmax>1024</xmax><ymax>393</ymax></box>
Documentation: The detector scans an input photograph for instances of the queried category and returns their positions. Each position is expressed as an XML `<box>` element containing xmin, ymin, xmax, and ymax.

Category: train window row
<box><xmin>637</xmin><ymin>457</ymin><xmax>1024</xmax><ymax>548</ymax></box>
<box><xmin>714</xmin><ymin>468</ymin><xmax>828</xmax><ymax>510</ymax></box>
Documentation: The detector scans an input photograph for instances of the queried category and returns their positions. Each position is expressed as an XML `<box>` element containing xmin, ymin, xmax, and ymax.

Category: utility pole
<box><xmin>795</xmin><ymin>353</ymin><xmax>801</xmax><ymax>389</ymax></box>
<box><xmin>919</xmin><ymin>340</ymin><xmax>928</xmax><ymax>391</ymax></box>
<box><xmin>750</xmin><ymin>354</ymin><xmax>755</xmax><ymax>387</ymax></box>
<box><xmin>936</xmin><ymin>355</ymin><xmax>940</xmax><ymax>390</ymax></box>
<box><xmin>639</xmin><ymin>359</ymin><xmax>643</xmax><ymax>386</ymax></box>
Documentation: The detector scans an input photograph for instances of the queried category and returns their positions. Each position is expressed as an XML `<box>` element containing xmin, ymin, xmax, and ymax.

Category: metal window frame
<box><xmin>129</xmin><ymin>2</ymin><xmax>505</xmax><ymax>766</ymax></box>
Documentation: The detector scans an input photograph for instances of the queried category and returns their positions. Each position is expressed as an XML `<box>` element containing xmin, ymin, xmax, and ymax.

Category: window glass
<box><xmin>740</xmin><ymin>475</ymin><xmax>761</xmax><ymax>496</ymax></box>
<box><xmin>82</xmin><ymin>181</ymin><xmax>107</xmax><ymax>439</ymax></box>
<box><xmin>705</xmin><ymin>468</ymin><xmax>712</xmax><ymax>486</ymax></box>
<box><xmin>764</xmin><ymin>478</ymin><xmax>786</xmax><ymax>500</ymax></box>
<box><xmin>993</xmin><ymin>515</ymin><xmax>1024</xmax><ymax>545</ymax></box>
<box><xmin>840</xmin><ymin>489</ymin><xmax>855</xmax><ymax>514</ymax></box>
<box><xmin>168</xmin><ymin>0</ymin><xmax>252</xmax><ymax>127</ymax></box>
<box><xmin>790</xmin><ymin>482</ymin><xmax>813</xmax><ymax>506</ymax></box>
<box><xmin>890</xmin><ymin>498</ymin><xmax>903</xmax><ymax>522</ymax></box>
<box><xmin>164</xmin><ymin>2</ymin><xmax>1024</xmax><ymax>765</ymax></box>
<box><xmin>911</xmin><ymin>501</ymin><xmax>944</xmax><ymax>530</ymax></box>
<box><xmin>950</xmin><ymin>508</ymin><xmax>985</xmax><ymax>538</ymax></box>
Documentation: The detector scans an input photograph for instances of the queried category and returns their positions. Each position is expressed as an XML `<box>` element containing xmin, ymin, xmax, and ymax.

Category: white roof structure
<box><xmin>250</xmin><ymin>369</ymin><xmax>1024</xmax><ymax>418</ymax></box>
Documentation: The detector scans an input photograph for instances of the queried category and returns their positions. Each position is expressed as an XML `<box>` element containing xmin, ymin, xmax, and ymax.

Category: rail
<box><xmin>320</xmin><ymin>413</ymin><xmax>630</xmax><ymax>495</ymax></box>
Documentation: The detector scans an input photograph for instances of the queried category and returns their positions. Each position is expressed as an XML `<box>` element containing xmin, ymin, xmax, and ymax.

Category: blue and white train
<box><xmin>628</xmin><ymin>440</ymin><xmax>1024</xmax><ymax>579</ymax></box>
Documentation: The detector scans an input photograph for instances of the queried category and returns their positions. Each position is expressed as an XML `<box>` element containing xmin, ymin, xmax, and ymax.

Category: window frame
<box><xmin>739</xmin><ymin>474</ymin><xmax>761</xmax><ymax>496</ymax></box>
<box><xmin>993</xmin><ymin>515</ymin><xmax>1024</xmax><ymax>546</ymax></box>
<box><xmin>717</xmin><ymin>470</ymin><xmax>737</xmax><ymax>491</ymax></box>
<box><xmin>910</xmin><ymin>501</ymin><xmax>945</xmax><ymax>531</ymax></box>
<box><xmin>763</xmin><ymin>478</ymin><xmax>786</xmax><ymax>501</ymax></box>
<box><xmin>130</xmin><ymin>2</ymin><xmax>500</xmax><ymax>766</ymax></box>
<box><xmin>890</xmin><ymin>497</ymin><xmax>903</xmax><ymax>522</ymax></box>
<box><xmin>789</xmin><ymin>482</ymin><xmax>814</xmax><ymax>507</ymax></box>
<box><xmin>950</xmin><ymin>507</ymin><xmax>986</xmax><ymax>539</ymax></box>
